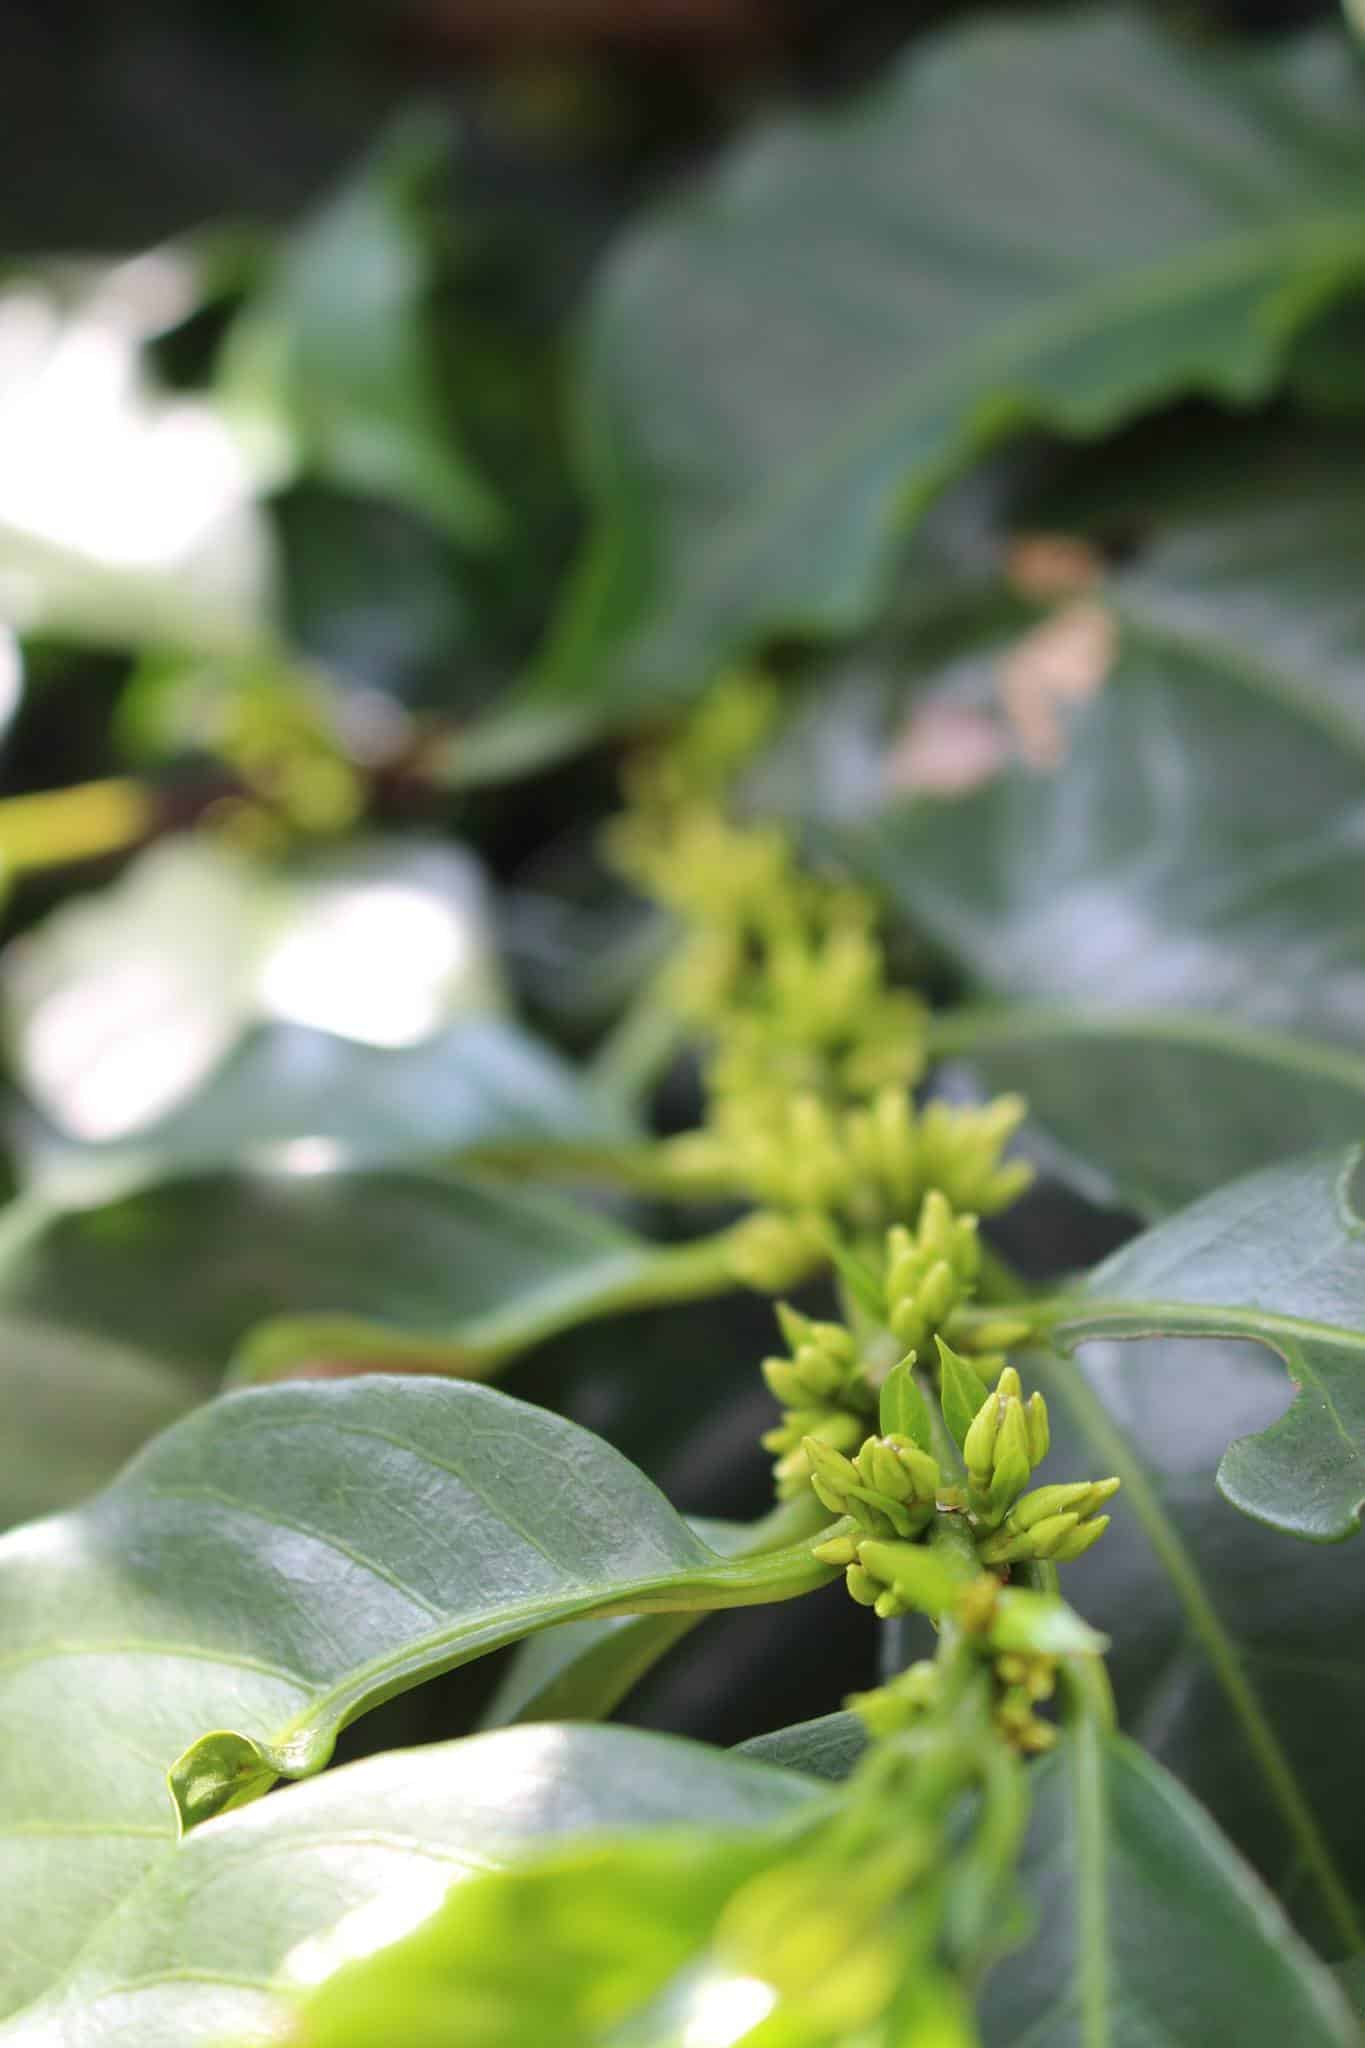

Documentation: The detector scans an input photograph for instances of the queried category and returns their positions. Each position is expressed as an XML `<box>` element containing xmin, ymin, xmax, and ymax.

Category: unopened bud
<box><xmin>1051</xmin><ymin>1514</ymin><xmax>1111</xmax><ymax>1562</ymax></box>
<box><xmin>1025</xmin><ymin>1391</ymin><xmax>1050</xmax><ymax>1464</ymax></box>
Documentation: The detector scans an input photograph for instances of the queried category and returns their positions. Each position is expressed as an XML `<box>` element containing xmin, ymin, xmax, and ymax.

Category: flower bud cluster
<box><xmin>760</xmin><ymin>1304</ymin><xmax>877</xmax><ymax>1498</ymax></box>
<box><xmin>976</xmin><ymin>1477</ymin><xmax>1120</xmax><ymax>1565</ymax></box>
<box><xmin>960</xmin><ymin>1364</ymin><xmax>1052</xmax><ymax>1529</ymax></box>
<box><xmin>884</xmin><ymin>1190</ymin><xmax>981</xmax><ymax>1353</ymax></box>
<box><xmin>992</xmin><ymin>1651</ymin><xmax>1060</xmax><ymax>1755</ymax></box>
<box><xmin>804</xmin><ymin>1434</ymin><xmax>942</xmax><ymax>1543</ymax></box>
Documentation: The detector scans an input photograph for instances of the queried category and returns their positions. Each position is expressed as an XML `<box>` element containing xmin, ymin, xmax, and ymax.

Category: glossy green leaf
<box><xmin>753</xmin><ymin>421</ymin><xmax>1365</xmax><ymax>1214</ymax></box>
<box><xmin>218</xmin><ymin>114</ymin><xmax>497</xmax><ymax>546</ymax></box>
<box><xmin>0</xmin><ymin>1169</ymin><xmax>733</xmax><ymax>1391</ymax></box>
<box><xmin>16</xmin><ymin>1015</ymin><xmax>632</xmax><ymax>1207</ymax></box>
<box><xmin>0</xmin><ymin>1376</ymin><xmax>833</xmax><ymax>2019</ymax></box>
<box><xmin>0</xmin><ymin>1313</ymin><xmax>200</xmax><ymax>1531</ymax></box>
<box><xmin>1053</xmin><ymin>1146</ymin><xmax>1365</xmax><ymax>1542</ymax></box>
<box><xmin>736</xmin><ymin>1712</ymin><xmax>869</xmax><ymax>1784</ymax></box>
<box><xmin>516</xmin><ymin>10</ymin><xmax>1365</xmax><ymax>735</ymax></box>
<box><xmin>1029</xmin><ymin>1337</ymin><xmax>1365</xmax><ymax>1955</ymax></box>
<box><xmin>480</xmin><ymin>1518</ymin><xmax>750</xmax><ymax>1729</ymax></box>
<box><xmin>0</xmin><ymin>1724</ymin><xmax>818</xmax><ymax>2047</ymax></box>
<box><xmin>928</xmin><ymin>1008</ymin><xmax>1365</xmax><ymax>1219</ymax></box>
<box><xmin>980</xmin><ymin>1727</ymin><xmax>1359</xmax><ymax>2047</ymax></box>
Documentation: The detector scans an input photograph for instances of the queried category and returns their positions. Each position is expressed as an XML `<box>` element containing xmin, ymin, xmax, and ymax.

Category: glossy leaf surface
<box><xmin>980</xmin><ymin>1728</ymin><xmax>1359</xmax><ymax>2047</ymax></box>
<box><xmin>1031</xmin><ymin>1338</ymin><xmax>1365</xmax><ymax>1955</ymax></box>
<box><xmin>0</xmin><ymin>1377</ymin><xmax>832</xmax><ymax>2019</ymax></box>
<box><xmin>1057</xmin><ymin>1146</ymin><xmax>1365</xmax><ymax>1541</ymax></box>
<box><xmin>0</xmin><ymin>1725</ymin><xmax>818</xmax><ymax>2047</ymax></box>
<box><xmin>525</xmin><ymin>11</ymin><xmax>1365</xmax><ymax>728</ymax></box>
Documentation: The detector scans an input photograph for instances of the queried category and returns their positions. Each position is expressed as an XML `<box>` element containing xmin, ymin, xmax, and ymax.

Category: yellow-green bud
<box><xmin>812</xmin><ymin>1533</ymin><xmax>860</xmax><ymax>1568</ymax></box>
<box><xmin>1025</xmin><ymin>1391</ymin><xmax>1050</xmax><ymax>1464</ymax></box>
<box><xmin>962</xmin><ymin>1393</ymin><xmax>1001</xmax><ymax>1482</ymax></box>
<box><xmin>986</xmin><ymin>1398</ymin><xmax>1033</xmax><ymax>1520</ymax></box>
<box><xmin>1051</xmin><ymin>1514</ymin><xmax>1111</xmax><ymax>1562</ymax></box>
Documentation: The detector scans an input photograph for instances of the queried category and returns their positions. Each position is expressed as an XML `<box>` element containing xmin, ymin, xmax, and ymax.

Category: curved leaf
<box><xmin>1030</xmin><ymin>1338</ymin><xmax>1365</xmax><ymax>1956</ymax></box>
<box><xmin>0</xmin><ymin>1170</ymin><xmax>728</xmax><ymax>1390</ymax></box>
<box><xmin>0</xmin><ymin>1377</ymin><xmax>833</xmax><ymax>2018</ymax></box>
<box><xmin>218</xmin><ymin>113</ymin><xmax>497</xmax><ymax>546</ymax></box>
<box><xmin>736</xmin><ymin>1712</ymin><xmax>869</xmax><ymax>1785</ymax></box>
<box><xmin>0</xmin><ymin>1725</ymin><xmax>819</xmax><ymax>2047</ymax></box>
<box><xmin>928</xmin><ymin>1007</ymin><xmax>1365</xmax><ymax>1218</ymax></box>
<box><xmin>980</xmin><ymin>1728</ymin><xmax>1359</xmax><ymax>2048</ymax></box>
<box><xmin>16</xmin><ymin>1015</ymin><xmax>632</xmax><ymax>1207</ymax></box>
<box><xmin>1054</xmin><ymin>1146</ymin><xmax>1365</xmax><ymax>1541</ymax></box>
<box><xmin>519</xmin><ymin>10</ymin><xmax>1365</xmax><ymax>734</ymax></box>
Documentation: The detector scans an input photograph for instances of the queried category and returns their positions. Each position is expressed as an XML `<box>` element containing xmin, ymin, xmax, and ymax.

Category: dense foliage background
<box><xmin>2</xmin><ymin>0</ymin><xmax>1365</xmax><ymax>2042</ymax></box>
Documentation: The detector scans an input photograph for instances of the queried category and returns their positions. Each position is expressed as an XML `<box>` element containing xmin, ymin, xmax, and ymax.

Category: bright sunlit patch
<box><xmin>283</xmin><ymin>1867</ymin><xmax>454</xmax><ymax>1990</ymax></box>
<box><xmin>258</xmin><ymin>882</ymin><xmax>476</xmax><ymax>1046</ymax></box>
<box><xmin>0</xmin><ymin>626</ymin><xmax>23</xmax><ymax>739</ymax></box>
<box><xmin>677</xmin><ymin>1971</ymin><xmax>778</xmax><ymax>2048</ymax></box>
<box><xmin>260</xmin><ymin>1136</ymin><xmax>347</xmax><ymax>1177</ymax></box>
<box><xmin>0</xmin><ymin>258</ymin><xmax>272</xmax><ymax>650</ymax></box>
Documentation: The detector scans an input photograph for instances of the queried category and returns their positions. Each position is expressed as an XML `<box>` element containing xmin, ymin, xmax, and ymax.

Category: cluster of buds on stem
<box><xmin>976</xmin><ymin>1477</ymin><xmax>1120</xmax><ymax>1565</ymax></box>
<box><xmin>961</xmin><ymin>1364</ymin><xmax>1051</xmax><ymax>1529</ymax></box>
<box><xmin>884</xmin><ymin>1190</ymin><xmax>981</xmax><ymax>1353</ymax></box>
<box><xmin>804</xmin><ymin>1434</ymin><xmax>942</xmax><ymax>1542</ymax></box>
<box><xmin>760</xmin><ymin>1304</ymin><xmax>876</xmax><ymax>1498</ymax></box>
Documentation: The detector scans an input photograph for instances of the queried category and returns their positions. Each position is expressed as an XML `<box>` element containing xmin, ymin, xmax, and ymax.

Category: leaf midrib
<box><xmin>1040</xmin><ymin>1350</ymin><xmax>1363</xmax><ymax>1952</ymax></box>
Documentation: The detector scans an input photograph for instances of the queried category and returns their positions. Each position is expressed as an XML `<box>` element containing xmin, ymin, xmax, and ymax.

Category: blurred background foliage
<box><xmin>2</xmin><ymin>0</ymin><xmax>1364</xmax><ymax>1762</ymax></box>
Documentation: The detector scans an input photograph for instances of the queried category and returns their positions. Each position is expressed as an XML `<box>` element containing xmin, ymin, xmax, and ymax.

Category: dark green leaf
<box><xmin>0</xmin><ymin>1724</ymin><xmax>817</xmax><ymax>2048</ymax></box>
<box><xmin>0</xmin><ymin>1377</ymin><xmax>833</xmax><ymax>2019</ymax></box>
<box><xmin>17</xmin><ymin>1016</ymin><xmax>633</xmax><ymax>1207</ymax></box>
<box><xmin>928</xmin><ymin>1008</ymin><xmax>1365</xmax><ymax>1219</ymax></box>
<box><xmin>513</xmin><ymin>11</ymin><xmax>1365</xmax><ymax>738</ymax></box>
<box><xmin>1030</xmin><ymin>1337</ymin><xmax>1365</xmax><ymax>1955</ymax></box>
<box><xmin>1055</xmin><ymin>1146</ymin><xmax>1365</xmax><ymax>1542</ymax></box>
<box><xmin>0</xmin><ymin>1170</ymin><xmax>729</xmax><ymax>1388</ymax></box>
<box><xmin>980</xmin><ymin>1727</ymin><xmax>1359</xmax><ymax>2047</ymax></box>
<box><xmin>218</xmin><ymin>114</ymin><xmax>497</xmax><ymax>546</ymax></box>
<box><xmin>736</xmin><ymin>1712</ymin><xmax>869</xmax><ymax>1784</ymax></box>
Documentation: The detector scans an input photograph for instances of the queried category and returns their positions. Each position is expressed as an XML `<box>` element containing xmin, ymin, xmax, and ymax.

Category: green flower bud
<box><xmin>962</xmin><ymin>1390</ymin><xmax>1002</xmax><ymax>1482</ymax></box>
<box><xmin>1025</xmin><ymin>1390</ymin><xmax>1050</xmax><ymax>1464</ymax></box>
<box><xmin>1050</xmin><ymin>1514</ymin><xmax>1111</xmax><ymax>1562</ymax></box>
<box><xmin>846</xmin><ymin>1565</ymin><xmax>881</xmax><ymax>1607</ymax></box>
<box><xmin>811</xmin><ymin>1533</ymin><xmax>860</xmax><ymax>1568</ymax></box>
<box><xmin>985</xmin><ymin>1398</ymin><xmax>1033</xmax><ymax>1521</ymax></box>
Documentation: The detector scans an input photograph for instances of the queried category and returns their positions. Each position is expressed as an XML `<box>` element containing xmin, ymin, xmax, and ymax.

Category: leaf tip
<box><xmin>169</xmin><ymin>1728</ymin><xmax>278</xmax><ymax>1834</ymax></box>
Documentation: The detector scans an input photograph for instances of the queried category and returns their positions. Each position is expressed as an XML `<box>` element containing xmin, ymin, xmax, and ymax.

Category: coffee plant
<box><xmin>1</xmin><ymin>6</ymin><xmax>1364</xmax><ymax>2045</ymax></box>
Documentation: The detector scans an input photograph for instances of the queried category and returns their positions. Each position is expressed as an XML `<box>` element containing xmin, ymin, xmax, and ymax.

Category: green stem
<box><xmin>1046</xmin><ymin>1350</ymin><xmax>1363</xmax><ymax>1953</ymax></box>
<box><xmin>588</xmin><ymin>979</ymin><xmax>686</xmax><ymax>1105</ymax></box>
<box><xmin>465</xmin><ymin>1137</ymin><xmax>741</xmax><ymax>1201</ymax></box>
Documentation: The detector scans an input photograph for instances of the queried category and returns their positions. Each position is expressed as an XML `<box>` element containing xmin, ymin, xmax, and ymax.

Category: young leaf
<box><xmin>878</xmin><ymin>1356</ymin><xmax>933</xmax><ymax>1448</ymax></box>
<box><xmin>0</xmin><ymin>1379</ymin><xmax>834</xmax><ymax>2020</ymax></box>
<box><xmin>979</xmin><ymin>1726</ymin><xmax>1360</xmax><ymax>2048</ymax></box>
<box><xmin>516</xmin><ymin>11</ymin><xmax>1365</xmax><ymax>737</ymax></box>
<box><xmin>1055</xmin><ymin>1145</ymin><xmax>1365</xmax><ymax>1542</ymax></box>
<box><xmin>0</xmin><ymin>1725</ymin><xmax>819</xmax><ymax>2048</ymax></box>
<box><xmin>937</xmin><ymin>1337</ymin><xmax>991</xmax><ymax>1451</ymax></box>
